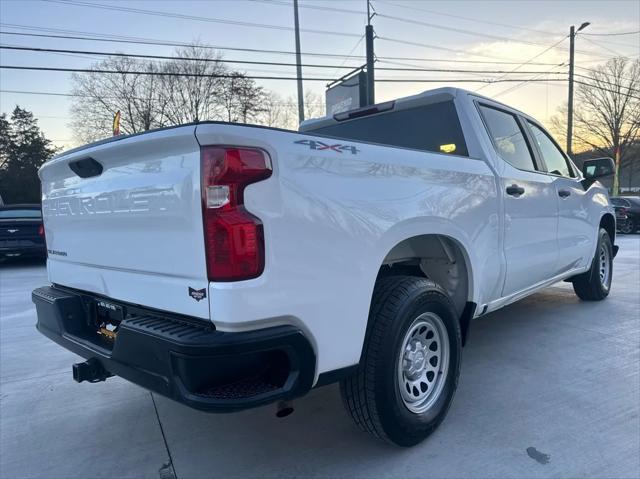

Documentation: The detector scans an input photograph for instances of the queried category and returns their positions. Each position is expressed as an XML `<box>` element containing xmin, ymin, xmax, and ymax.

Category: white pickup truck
<box><xmin>33</xmin><ymin>87</ymin><xmax>617</xmax><ymax>446</ymax></box>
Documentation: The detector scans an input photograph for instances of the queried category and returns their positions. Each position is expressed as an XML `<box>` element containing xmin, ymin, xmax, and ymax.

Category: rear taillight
<box><xmin>38</xmin><ymin>224</ymin><xmax>44</xmax><ymax>236</ymax></box>
<box><xmin>201</xmin><ymin>146</ymin><xmax>272</xmax><ymax>281</ymax></box>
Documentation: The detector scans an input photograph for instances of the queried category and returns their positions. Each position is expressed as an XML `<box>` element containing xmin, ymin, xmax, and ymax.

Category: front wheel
<box><xmin>572</xmin><ymin>228</ymin><xmax>613</xmax><ymax>301</ymax></box>
<box><xmin>340</xmin><ymin>276</ymin><xmax>461</xmax><ymax>447</ymax></box>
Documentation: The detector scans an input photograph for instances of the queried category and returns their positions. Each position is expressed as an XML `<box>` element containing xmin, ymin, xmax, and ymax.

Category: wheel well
<box><xmin>600</xmin><ymin>213</ymin><xmax>615</xmax><ymax>244</ymax></box>
<box><xmin>377</xmin><ymin>234</ymin><xmax>472</xmax><ymax>318</ymax></box>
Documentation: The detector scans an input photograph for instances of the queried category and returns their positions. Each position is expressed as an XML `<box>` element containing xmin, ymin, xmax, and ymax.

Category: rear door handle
<box><xmin>558</xmin><ymin>189</ymin><xmax>571</xmax><ymax>198</ymax></box>
<box><xmin>506</xmin><ymin>184</ymin><xmax>525</xmax><ymax>197</ymax></box>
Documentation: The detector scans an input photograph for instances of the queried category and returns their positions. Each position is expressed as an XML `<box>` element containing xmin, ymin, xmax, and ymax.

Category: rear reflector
<box><xmin>201</xmin><ymin>147</ymin><xmax>272</xmax><ymax>282</ymax></box>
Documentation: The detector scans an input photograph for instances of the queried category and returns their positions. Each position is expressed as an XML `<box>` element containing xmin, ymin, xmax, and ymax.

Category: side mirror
<box><xmin>582</xmin><ymin>157</ymin><xmax>615</xmax><ymax>180</ymax></box>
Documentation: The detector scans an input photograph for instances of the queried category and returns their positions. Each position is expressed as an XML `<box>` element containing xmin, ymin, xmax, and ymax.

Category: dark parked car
<box><xmin>611</xmin><ymin>196</ymin><xmax>640</xmax><ymax>234</ymax></box>
<box><xmin>0</xmin><ymin>204</ymin><xmax>46</xmax><ymax>261</ymax></box>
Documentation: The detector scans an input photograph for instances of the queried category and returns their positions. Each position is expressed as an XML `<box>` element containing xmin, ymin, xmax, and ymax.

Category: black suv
<box><xmin>0</xmin><ymin>204</ymin><xmax>46</xmax><ymax>261</ymax></box>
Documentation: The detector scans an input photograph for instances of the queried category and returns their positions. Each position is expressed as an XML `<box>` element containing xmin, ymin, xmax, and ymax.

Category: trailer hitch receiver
<box><xmin>72</xmin><ymin>358</ymin><xmax>113</xmax><ymax>383</ymax></box>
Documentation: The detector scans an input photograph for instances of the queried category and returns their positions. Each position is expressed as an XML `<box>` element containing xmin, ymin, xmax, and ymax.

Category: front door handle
<box><xmin>558</xmin><ymin>189</ymin><xmax>571</xmax><ymax>198</ymax></box>
<box><xmin>506</xmin><ymin>184</ymin><xmax>525</xmax><ymax>197</ymax></box>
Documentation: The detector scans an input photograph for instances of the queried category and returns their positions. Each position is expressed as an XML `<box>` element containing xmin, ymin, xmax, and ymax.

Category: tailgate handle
<box><xmin>69</xmin><ymin>157</ymin><xmax>103</xmax><ymax>178</ymax></box>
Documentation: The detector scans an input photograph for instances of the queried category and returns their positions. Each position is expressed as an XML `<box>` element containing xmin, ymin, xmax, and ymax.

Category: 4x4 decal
<box><xmin>294</xmin><ymin>139</ymin><xmax>359</xmax><ymax>155</ymax></box>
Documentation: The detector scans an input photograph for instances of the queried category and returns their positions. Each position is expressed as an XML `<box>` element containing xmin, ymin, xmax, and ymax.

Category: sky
<box><xmin>0</xmin><ymin>0</ymin><xmax>639</xmax><ymax>150</ymax></box>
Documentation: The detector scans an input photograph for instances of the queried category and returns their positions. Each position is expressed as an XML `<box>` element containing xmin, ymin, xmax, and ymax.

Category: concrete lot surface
<box><xmin>1</xmin><ymin>236</ymin><xmax>639</xmax><ymax>479</ymax></box>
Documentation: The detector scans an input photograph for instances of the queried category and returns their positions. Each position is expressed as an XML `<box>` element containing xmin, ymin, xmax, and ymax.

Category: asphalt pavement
<box><xmin>1</xmin><ymin>236</ymin><xmax>639</xmax><ymax>479</ymax></box>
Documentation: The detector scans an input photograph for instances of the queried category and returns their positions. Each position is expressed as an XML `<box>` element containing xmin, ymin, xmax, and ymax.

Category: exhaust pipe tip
<box><xmin>275</xmin><ymin>400</ymin><xmax>294</xmax><ymax>418</ymax></box>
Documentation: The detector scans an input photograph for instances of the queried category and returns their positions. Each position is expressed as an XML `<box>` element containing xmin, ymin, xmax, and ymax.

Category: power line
<box><xmin>582</xmin><ymin>31</ymin><xmax>640</xmax><ymax>36</ymax></box>
<box><xmin>249</xmin><ymin>0</ymin><xmax>364</xmax><ymax>16</ymax></box>
<box><xmin>493</xmin><ymin>63</ymin><xmax>569</xmax><ymax>98</ymax></box>
<box><xmin>579</xmin><ymin>36</ymin><xmax>628</xmax><ymax>58</ymax></box>
<box><xmin>0</xmin><ymin>65</ymin><xmax>569</xmax><ymax>83</ymax></box>
<box><xmin>0</xmin><ymin>27</ymin><xmax>366</xmax><ymax>62</ymax></box>
<box><xmin>0</xmin><ymin>29</ymin><xmax>564</xmax><ymax>66</ymax></box>
<box><xmin>376</xmin><ymin>54</ymin><xmax>588</xmax><ymax>68</ymax></box>
<box><xmin>573</xmin><ymin>79</ymin><xmax>640</xmax><ymax>101</ymax></box>
<box><xmin>375</xmin><ymin>0</ymin><xmax>558</xmax><ymax>37</ymax></box>
<box><xmin>0</xmin><ymin>65</ymin><xmax>340</xmax><ymax>81</ymax></box>
<box><xmin>43</xmin><ymin>0</ymin><xmax>615</xmax><ymax>62</ymax></box>
<box><xmin>255</xmin><ymin>0</ymin><xmax>563</xmax><ymax>52</ymax></box>
<box><xmin>44</xmin><ymin>0</ymin><xmax>363</xmax><ymax>38</ymax></box>
<box><xmin>573</xmin><ymin>73</ymin><xmax>640</xmax><ymax>94</ymax></box>
<box><xmin>332</xmin><ymin>35</ymin><xmax>366</xmax><ymax>78</ymax></box>
<box><xmin>372</xmin><ymin>1</ymin><xmax>618</xmax><ymax>60</ymax></box>
<box><xmin>0</xmin><ymin>44</ymin><xmax>567</xmax><ymax>75</ymax></box>
<box><xmin>1</xmin><ymin>89</ymin><xmax>79</xmax><ymax>98</ymax></box>
<box><xmin>379</xmin><ymin>32</ymin><xmax>616</xmax><ymax>63</ymax></box>
<box><xmin>377</xmin><ymin>36</ymin><xmax>515</xmax><ymax>62</ymax></box>
<box><xmin>0</xmin><ymin>45</ymin><xmax>361</xmax><ymax>70</ymax></box>
<box><xmin>575</xmin><ymin>64</ymin><xmax>636</xmax><ymax>83</ymax></box>
<box><xmin>378</xmin><ymin>0</ymin><xmax>638</xmax><ymax>51</ymax></box>
<box><xmin>378</xmin><ymin>15</ymin><xmax>614</xmax><ymax>60</ymax></box>
<box><xmin>476</xmin><ymin>37</ymin><xmax>568</xmax><ymax>92</ymax></box>
<box><xmin>376</xmin><ymin>12</ymin><xmax>557</xmax><ymax>49</ymax></box>
<box><xmin>0</xmin><ymin>89</ymin><xmax>324</xmax><ymax>105</ymax></box>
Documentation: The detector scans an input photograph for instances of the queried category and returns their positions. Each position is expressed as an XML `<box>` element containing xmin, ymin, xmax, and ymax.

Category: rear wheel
<box><xmin>572</xmin><ymin>228</ymin><xmax>613</xmax><ymax>301</ymax></box>
<box><xmin>340</xmin><ymin>276</ymin><xmax>461</xmax><ymax>447</ymax></box>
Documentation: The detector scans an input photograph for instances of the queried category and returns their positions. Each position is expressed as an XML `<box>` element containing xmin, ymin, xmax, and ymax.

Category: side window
<box><xmin>478</xmin><ymin>105</ymin><xmax>537</xmax><ymax>171</ymax></box>
<box><xmin>527</xmin><ymin>122</ymin><xmax>575</xmax><ymax>177</ymax></box>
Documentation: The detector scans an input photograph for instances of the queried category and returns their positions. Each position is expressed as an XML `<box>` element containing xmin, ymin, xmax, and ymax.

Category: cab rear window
<box><xmin>311</xmin><ymin>101</ymin><xmax>469</xmax><ymax>157</ymax></box>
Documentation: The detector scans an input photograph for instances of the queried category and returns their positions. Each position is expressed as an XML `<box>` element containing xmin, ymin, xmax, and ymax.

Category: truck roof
<box><xmin>299</xmin><ymin>86</ymin><xmax>525</xmax><ymax>132</ymax></box>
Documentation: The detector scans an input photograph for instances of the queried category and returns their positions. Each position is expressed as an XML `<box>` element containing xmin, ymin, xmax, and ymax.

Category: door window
<box><xmin>527</xmin><ymin>122</ymin><xmax>575</xmax><ymax>177</ymax></box>
<box><xmin>478</xmin><ymin>105</ymin><xmax>536</xmax><ymax>171</ymax></box>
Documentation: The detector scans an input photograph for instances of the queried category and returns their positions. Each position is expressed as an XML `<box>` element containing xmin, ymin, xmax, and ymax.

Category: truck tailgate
<box><xmin>39</xmin><ymin>126</ymin><xmax>210</xmax><ymax>319</ymax></box>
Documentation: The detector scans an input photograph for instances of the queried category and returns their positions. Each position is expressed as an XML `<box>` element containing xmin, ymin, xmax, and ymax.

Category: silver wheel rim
<box><xmin>599</xmin><ymin>243</ymin><xmax>611</xmax><ymax>288</ymax></box>
<box><xmin>397</xmin><ymin>312</ymin><xmax>449</xmax><ymax>414</ymax></box>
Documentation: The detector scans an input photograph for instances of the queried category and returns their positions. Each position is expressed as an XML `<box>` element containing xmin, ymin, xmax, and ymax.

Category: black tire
<box><xmin>340</xmin><ymin>276</ymin><xmax>461</xmax><ymax>447</ymax></box>
<box><xmin>572</xmin><ymin>228</ymin><xmax>613</xmax><ymax>301</ymax></box>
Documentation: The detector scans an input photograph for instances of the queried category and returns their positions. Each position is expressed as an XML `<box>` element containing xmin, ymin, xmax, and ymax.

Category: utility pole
<box><xmin>293</xmin><ymin>0</ymin><xmax>304</xmax><ymax>124</ymax></box>
<box><xmin>567</xmin><ymin>22</ymin><xmax>590</xmax><ymax>156</ymax></box>
<box><xmin>365</xmin><ymin>0</ymin><xmax>375</xmax><ymax>105</ymax></box>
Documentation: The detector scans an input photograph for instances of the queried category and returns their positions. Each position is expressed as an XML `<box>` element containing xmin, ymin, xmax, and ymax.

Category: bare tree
<box><xmin>218</xmin><ymin>73</ymin><xmax>265</xmax><ymax>123</ymax></box>
<box><xmin>258</xmin><ymin>91</ymin><xmax>313</xmax><ymax>130</ymax></box>
<box><xmin>258</xmin><ymin>91</ymin><xmax>289</xmax><ymax>128</ymax></box>
<box><xmin>70</xmin><ymin>57</ymin><xmax>167</xmax><ymax>143</ymax></box>
<box><xmin>158</xmin><ymin>45</ymin><xmax>227</xmax><ymax>125</ymax></box>
<box><xmin>70</xmin><ymin>43</ymin><xmax>287</xmax><ymax>142</ymax></box>
<box><xmin>304</xmin><ymin>89</ymin><xmax>325</xmax><ymax>121</ymax></box>
<box><xmin>255</xmin><ymin>90</ymin><xmax>327</xmax><ymax>130</ymax></box>
<box><xmin>551</xmin><ymin>57</ymin><xmax>640</xmax><ymax>190</ymax></box>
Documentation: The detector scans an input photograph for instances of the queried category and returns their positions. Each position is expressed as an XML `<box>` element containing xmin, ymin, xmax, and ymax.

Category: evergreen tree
<box><xmin>0</xmin><ymin>106</ymin><xmax>57</xmax><ymax>204</ymax></box>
